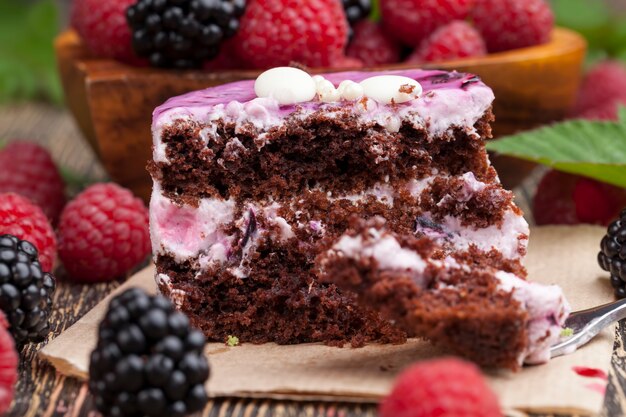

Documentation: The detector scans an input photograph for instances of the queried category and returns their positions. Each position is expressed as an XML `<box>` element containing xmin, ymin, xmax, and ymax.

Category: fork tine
<box><xmin>551</xmin><ymin>297</ymin><xmax>626</xmax><ymax>359</ymax></box>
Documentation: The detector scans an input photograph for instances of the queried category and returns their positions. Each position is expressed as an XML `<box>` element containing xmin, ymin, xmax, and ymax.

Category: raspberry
<box><xmin>533</xmin><ymin>170</ymin><xmax>626</xmax><ymax>226</ymax></box>
<box><xmin>0</xmin><ymin>311</ymin><xmax>17</xmax><ymax>415</ymax></box>
<box><xmin>330</xmin><ymin>55</ymin><xmax>364</xmax><ymax>69</ymax></box>
<box><xmin>380</xmin><ymin>0</ymin><xmax>474</xmax><ymax>47</ymax></box>
<box><xmin>471</xmin><ymin>0</ymin><xmax>554</xmax><ymax>52</ymax></box>
<box><xmin>406</xmin><ymin>20</ymin><xmax>486</xmax><ymax>63</ymax></box>
<box><xmin>70</xmin><ymin>0</ymin><xmax>140</xmax><ymax>63</ymax></box>
<box><xmin>598</xmin><ymin>209</ymin><xmax>626</xmax><ymax>298</ymax></box>
<box><xmin>0</xmin><ymin>193</ymin><xmax>57</xmax><ymax>273</ymax></box>
<box><xmin>232</xmin><ymin>0</ymin><xmax>349</xmax><ymax>69</ymax></box>
<box><xmin>576</xmin><ymin>98</ymin><xmax>626</xmax><ymax>121</ymax></box>
<box><xmin>127</xmin><ymin>0</ymin><xmax>247</xmax><ymax>69</ymax></box>
<box><xmin>379</xmin><ymin>358</ymin><xmax>502</xmax><ymax>417</ymax></box>
<box><xmin>0</xmin><ymin>235</ymin><xmax>56</xmax><ymax>344</ymax></box>
<box><xmin>58</xmin><ymin>183</ymin><xmax>150</xmax><ymax>282</ymax></box>
<box><xmin>570</xmin><ymin>61</ymin><xmax>626</xmax><ymax>119</ymax></box>
<box><xmin>346</xmin><ymin>21</ymin><xmax>401</xmax><ymax>66</ymax></box>
<box><xmin>0</xmin><ymin>142</ymin><xmax>66</xmax><ymax>224</ymax></box>
<box><xmin>90</xmin><ymin>288</ymin><xmax>210</xmax><ymax>417</ymax></box>
<box><xmin>203</xmin><ymin>39</ymin><xmax>250</xmax><ymax>70</ymax></box>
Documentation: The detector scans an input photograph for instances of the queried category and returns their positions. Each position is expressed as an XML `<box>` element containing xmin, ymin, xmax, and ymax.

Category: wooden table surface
<box><xmin>1</xmin><ymin>103</ymin><xmax>625</xmax><ymax>417</ymax></box>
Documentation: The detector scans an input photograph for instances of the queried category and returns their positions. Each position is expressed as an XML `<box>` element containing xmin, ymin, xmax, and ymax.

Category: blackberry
<box><xmin>126</xmin><ymin>0</ymin><xmax>247</xmax><ymax>69</ymax></box>
<box><xmin>342</xmin><ymin>0</ymin><xmax>371</xmax><ymax>24</ymax></box>
<box><xmin>89</xmin><ymin>288</ymin><xmax>210</xmax><ymax>417</ymax></box>
<box><xmin>598</xmin><ymin>209</ymin><xmax>626</xmax><ymax>298</ymax></box>
<box><xmin>0</xmin><ymin>235</ymin><xmax>55</xmax><ymax>344</ymax></box>
<box><xmin>342</xmin><ymin>0</ymin><xmax>371</xmax><ymax>37</ymax></box>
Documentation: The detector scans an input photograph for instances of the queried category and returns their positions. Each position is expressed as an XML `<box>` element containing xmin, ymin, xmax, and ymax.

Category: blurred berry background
<box><xmin>0</xmin><ymin>0</ymin><xmax>625</xmax><ymax>105</ymax></box>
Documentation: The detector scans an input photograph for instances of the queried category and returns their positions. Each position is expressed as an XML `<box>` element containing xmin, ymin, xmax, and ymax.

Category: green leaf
<box><xmin>616</xmin><ymin>49</ymin><xmax>626</xmax><ymax>64</ymax></box>
<box><xmin>59</xmin><ymin>167</ymin><xmax>98</xmax><ymax>191</ymax></box>
<box><xmin>607</xmin><ymin>18</ymin><xmax>626</xmax><ymax>57</ymax></box>
<box><xmin>369</xmin><ymin>0</ymin><xmax>380</xmax><ymax>21</ymax></box>
<box><xmin>552</xmin><ymin>0</ymin><xmax>610</xmax><ymax>32</ymax></box>
<box><xmin>551</xmin><ymin>0</ymin><xmax>611</xmax><ymax>52</ymax></box>
<box><xmin>0</xmin><ymin>0</ymin><xmax>62</xmax><ymax>105</ymax></box>
<box><xmin>486</xmin><ymin>108</ymin><xmax>626</xmax><ymax>189</ymax></box>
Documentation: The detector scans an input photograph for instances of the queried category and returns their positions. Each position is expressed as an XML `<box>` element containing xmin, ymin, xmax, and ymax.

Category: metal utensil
<box><xmin>550</xmin><ymin>297</ymin><xmax>626</xmax><ymax>358</ymax></box>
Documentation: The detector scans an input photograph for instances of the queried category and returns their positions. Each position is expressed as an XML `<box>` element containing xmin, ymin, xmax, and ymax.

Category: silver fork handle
<box><xmin>550</xmin><ymin>298</ymin><xmax>626</xmax><ymax>358</ymax></box>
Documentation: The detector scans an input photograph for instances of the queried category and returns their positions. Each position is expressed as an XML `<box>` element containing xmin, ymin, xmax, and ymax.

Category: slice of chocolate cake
<box><xmin>148</xmin><ymin>67</ymin><xmax>570</xmax><ymax>367</ymax></box>
<box><xmin>317</xmin><ymin>217</ymin><xmax>569</xmax><ymax>369</ymax></box>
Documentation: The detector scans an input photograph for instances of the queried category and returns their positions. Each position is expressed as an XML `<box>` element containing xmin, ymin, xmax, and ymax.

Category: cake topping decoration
<box><xmin>359</xmin><ymin>75</ymin><xmax>422</xmax><ymax>104</ymax></box>
<box><xmin>314</xmin><ymin>76</ymin><xmax>342</xmax><ymax>103</ymax></box>
<box><xmin>254</xmin><ymin>67</ymin><xmax>317</xmax><ymax>105</ymax></box>
<box><xmin>254</xmin><ymin>69</ymin><xmax>423</xmax><ymax>106</ymax></box>
<box><xmin>338</xmin><ymin>80</ymin><xmax>365</xmax><ymax>101</ymax></box>
<box><xmin>313</xmin><ymin>76</ymin><xmax>366</xmax><ymax>102</ymax></box>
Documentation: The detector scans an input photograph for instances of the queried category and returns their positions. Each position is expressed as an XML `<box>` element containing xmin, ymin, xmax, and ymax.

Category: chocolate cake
<box><xmin>148</xmin><ymin>67</ymin><xmax>570</xmax><ymax>368</ymax></box>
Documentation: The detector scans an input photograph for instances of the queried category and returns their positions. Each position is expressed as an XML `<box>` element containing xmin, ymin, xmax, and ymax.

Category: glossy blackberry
<box><xmin>0</xmin><ymin>234</ymin><xmax>55</xmax><ymax>344</ymax></box>
<box><xmin>343</xmin><ymin>0</ymin><xmax>372</xmax><ymax>23</ymax></box>
<box><xmin>89</xmin><ymin>288</ymin><xmax>210</xmax><ymax>417</ymax></box>
<box><xmin>599</xmin><ymin>209</ymin><xmax>626</xmax><ymax>298</ymax></box>
<box><xmin>342</xmin><ymin>0</ymin><xmax>371</xmax><ymax>37</ymax></box>
<box><xmin>126</xmin><ymin>0</ymin><xmax>247</xmax><ymax>69</ymax></box>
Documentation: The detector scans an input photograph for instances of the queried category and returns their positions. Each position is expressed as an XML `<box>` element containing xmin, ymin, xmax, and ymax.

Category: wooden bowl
<box><xmin>55</xmin><ymin>28</ymin><xmax>586</xmax><ymax>201</ymax></box>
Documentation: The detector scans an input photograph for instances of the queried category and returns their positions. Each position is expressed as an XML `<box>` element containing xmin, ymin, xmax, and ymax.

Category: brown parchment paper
<box><xmin>40</xmin><ymin>226</ymin><xmax>615</xmax><ymax>416</ymax></box>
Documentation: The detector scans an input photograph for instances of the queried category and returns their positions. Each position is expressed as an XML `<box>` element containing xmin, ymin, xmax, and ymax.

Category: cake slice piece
<box><xmin>148</xmin><ymin>67</ymin><xmax>569</xmax><ymax>365</ymax></box>
<box><xmin>317</xmin><ymin>217</ymin><xmax>570</xmax><ymax>369</ymax></box>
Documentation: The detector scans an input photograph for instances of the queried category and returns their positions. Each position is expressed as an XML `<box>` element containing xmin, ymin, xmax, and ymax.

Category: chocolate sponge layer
<box><xmin>150</xmin><ymin>106</ymin><xmax>527</xmax><ymax>362</ymax></box>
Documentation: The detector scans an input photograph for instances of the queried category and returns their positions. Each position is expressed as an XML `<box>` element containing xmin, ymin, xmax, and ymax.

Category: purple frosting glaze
<box><xmin>153</xmin><ymin>69</ymin><xmax>484</xmax><ymax>120</ymax></box>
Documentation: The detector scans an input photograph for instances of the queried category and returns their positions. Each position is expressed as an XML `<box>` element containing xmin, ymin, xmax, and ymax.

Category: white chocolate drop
<box><xmin>316</xmin><ymin>79</ymin><xmax>341</xmax><ymax>102</ymax></box>
<box><xmin>312</xmin><ymin>75</ymin><xmax>326</xmax><ymax>84</ymax></box>
<box><xmin>338</xmin><ymin>80</ymin><xmax>364</xmax><ymax>101</ymax></box>
<box><xmin>359</xmin><ymin>75</ymin><xmax>422</xmax><ymax>104</ymax></box>
<box><xmin>254</xmin><ymin>67</ymin><xmax>316</xmax><ymax>105</ymax></box>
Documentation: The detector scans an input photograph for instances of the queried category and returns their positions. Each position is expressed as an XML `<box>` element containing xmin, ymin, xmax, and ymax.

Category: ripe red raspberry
<box><xmin>380</xmin><ymin>358</ymin><xmax>502</xmax><ymax>417</ymax></box>
<box><xmin>70</xmin><ymin>0</ymin><xmax>139</xmax><ymax>63</ymax></box>
<box><xmin>330</xmin><ymin>55</ymin><xmax>364</xmax><ymax>69</ymax></box>
<box><xmin>347</xmin><ymin>21</ymin><xmax>402</xmax><ymax>67</ymax></box>
<box><xmin>576</xmin><ymin>98</ymin><xmax>626</xmax><ymax>121</ymax></box>
<box><xmin>58</xmin><ymin>183</ymin><xmax>150</xmax><ymax>282</ymax></box>
<box><xmin>0</xmin><ymin>142</ymin><xmax>66</xmax><ymax>224</ymax></box>
<box><xmin>0</xmin><ymin>193</ymin><xmax>57</xmax><ymax>273</ymax></box>
<box><xmin>204</xmin><ymin>40</ymin><xmax>251</xmax><ymax>71</ymax></box>
<box><xmin>232</xmin><ymin>0</ymin><xmax>349</xmax><ymax>69</ymax></box>
<box><xmin>406</xmin><ymin>20</ymin><xmax>486</xmax><ymax>63</ymax></box>
<box><xmin>0</xmin><ymin>312</ymin><xmax>18</xmax><ymax>415</ymax></box>
<box><xmin>533</xmin><ymin>170</ymin><xmax>626</xmax><ymax>226</ymax></box>
<box><xmin>381</xmin><ymin>0</ymin><xmax>475</xmax><ymax>47</ymax></box>
<box><xmin>570</xmin><ymin>61</ymin><xmax>626</xmax><ymax>119</ymax></box>
<box><xmin>471</xmin><ymin>0</ymin><xmax>554</xmax><ymax>52</ymax></box>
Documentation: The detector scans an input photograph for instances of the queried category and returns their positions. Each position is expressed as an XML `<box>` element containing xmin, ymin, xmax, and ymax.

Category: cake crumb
<box><xmin>399</xmin><ymin>84</ymin><xmax>415</xmax><ymax>94</ymax></box>
<box><xmin>227</xmin><ymin>335</ymin><xmax>240</xmax><ymax>347</ymax></box>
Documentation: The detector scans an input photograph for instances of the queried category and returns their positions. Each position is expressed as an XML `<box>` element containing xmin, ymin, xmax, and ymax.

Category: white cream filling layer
<box><xmin>332</xmin><ymin>227</ymin><xmax>428</xmax><ymax>286</ymax></box>
<box><xmin>152</xmin><ymin>85</ymin><xmax>494</xmax><ymax>164</ymax></box>
<box><xmin>150</xmin><ymin>171</ymin><xmax>529</xmax><ymax>267</ymax></box>
<box><xmin>149</xmin><ymin>184</ymin><xmax>236</xmax><ymax>263</ymax></box>
<box><xmin>442</xmin><ymin>210</ymin><xmax>529</xmax><ymax>260</ymax></box>
<box><xmin>495</xmin><ymin>271</ymin><xmax>571</xmax><ymax>365</ymax></box>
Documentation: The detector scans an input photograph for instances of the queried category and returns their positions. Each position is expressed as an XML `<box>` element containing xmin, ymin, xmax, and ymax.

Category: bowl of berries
<box><xmin>56</xmin><ymin>0</ymin><xmax>587</xmax><ymax>201</ymax></box>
